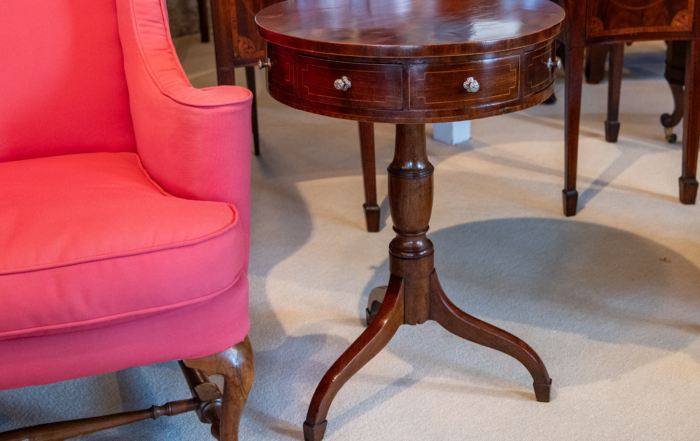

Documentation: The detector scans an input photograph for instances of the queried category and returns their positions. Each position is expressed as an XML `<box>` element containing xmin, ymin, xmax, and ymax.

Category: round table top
<box><xmin>256</xmin><ymin>0</ymin><xmax>565</xmax><ymax>58</ymax></box>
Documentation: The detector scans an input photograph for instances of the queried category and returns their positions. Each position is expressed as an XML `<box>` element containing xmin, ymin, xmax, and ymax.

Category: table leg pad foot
<box><xmin>534</xmin><ymin>379</ymin><xmax>553</xmax><ymax>403</ymax></box>
<box><xmin>679</xmin><ymin>177</ymin><xmax>698</xmax><ymax>204</ymax></box>
<box><xmin>562</xmin><ymin>189</ymin><xmax>578</xmax><ymax>217</ymax></box>
<box><xmin>363</xmin><ymin>204</ymin><xmax>381</xmax><ymax>232</ymax></box>
<box><xmin>304</xmin><ymin>420</ymin><xmax>327</xmax><ymax>441</ymax></box>
<box><xmin>604</xmin><ymin>120</ymin><xmax>620</xmax><ymax>143</ymax></box>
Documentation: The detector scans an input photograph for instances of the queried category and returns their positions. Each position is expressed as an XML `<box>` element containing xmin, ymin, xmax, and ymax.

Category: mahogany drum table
<box><xmin>256</xmin><ymin>1</ymin><xmax>565</xmax><ymax>439</ymax></box>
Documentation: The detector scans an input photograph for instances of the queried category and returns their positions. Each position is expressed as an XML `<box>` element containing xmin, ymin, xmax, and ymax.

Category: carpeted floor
<box><xmin>1</xmin><ymin>36</ymin><xmax>699</xmax><ymax>440</ymax></box>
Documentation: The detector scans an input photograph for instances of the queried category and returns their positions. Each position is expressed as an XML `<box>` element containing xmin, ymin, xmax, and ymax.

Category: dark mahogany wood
<box><xmin>585</xmin><ymin>44</ymin><xmax>609</xmax><ymax>83</ymax></box>
<box><xmin>257</xmin><ymin>1</ymin><xmax>562</xmax><ymax>439</ymax></box>
<box><xmin>184</xmin><ymin>336</ymin><xmax>255</xmax><ymax>441</ymax></box>
<box><xmin>429</xmin><ymin>271</ymin><xmax>552</xmax><ymax>401</ymax></box>
<box><xmin>0</xmin><ymin>338</ymin><xmax>254</xmax><ymax>441</ymax></box>
<box><xmin>257</xmin><ymin>0</ymin><xmax>564</xmax><ymax>58</ymax></box>
<box><xmin>0</xmin><ymin>399</ymin><xmax>203</xmax><ymax>441</ymax></box>
<box><xmin>264</xmin><ymin>41</ymin><xmax>559</xmax><ymax>124</ymax></box>
<box><xmin>298</xmin><ymin>57</ymin><xmax>403</xmax><ymax>110</ymax></box>
<box><xmin>587</xmin><ymin>0</ymin><xmax>693</xmax><ymax>40</ymax></box>
<box><xmin>245</xmin><ymin>66</ymin><xmax>260</xmax><ymax>156</ymax></box>
<box><xmin>680</xmin><ymin>39</ymin><xmax>700</xmax><ymax>203</ymax></box>
<box><xmin>662</xmin><ymin>40</ymin><xmax>688</xmax><ymax>142</ymax></box>
<box><xmin>304</xmin><ymin>276</ymin><xmax>405</xmax><ymax>441</ymax></box>
<box><xmin>211</xmin><ymin>0</ymin><xmax>382</xmax><ymax>231</ymax></box>
<box><xmin>604</xmin><ymin>43</ymin><xmax>624</xmax><ymax>142</ymax></box>
<box><xmin>198</xmin><ymin>0</ymin><xmax>211</xmax><ymax>43</ymax></box>
<box><xmin>358</xmin><ymin>122</ymin><xmax>380</xmax><ymax>232</ymax></box>
<box><xmin>560</xmin><ymin>0</ymin><xmax>700</xmax><ymax>215</ymax></box>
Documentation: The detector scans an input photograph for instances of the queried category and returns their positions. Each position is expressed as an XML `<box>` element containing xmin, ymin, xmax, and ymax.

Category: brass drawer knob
<box><xmin>334</xmin><ymin>76</ymin><xmax>352</xmax><ymax>91</ymax></box>
<box><xmin>546</xmin><ymin>57</ymin><xmax>562</xmax><ymax>70</ymax></box>
<box><xmin>463</xmin><ymin>77</ymin><xmax>479</xmax><ymax>93</ymax></box>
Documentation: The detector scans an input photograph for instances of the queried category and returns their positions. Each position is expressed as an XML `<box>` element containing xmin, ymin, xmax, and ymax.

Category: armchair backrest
<box><xmin>0</xmin><ymin>0</ymin><xmax>137</xmax><ymax>163</ymax></box>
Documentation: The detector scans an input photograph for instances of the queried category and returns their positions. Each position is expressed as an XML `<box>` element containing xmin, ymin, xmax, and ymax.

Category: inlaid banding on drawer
<box><xmin>297</xmin><ymin>56</ymin><xmax>403</xmax><ymax>110</ymax></box>
<box><xmin>268</xmin><ymin>44</ymin><xmax>295</xmax><ymax>97</ymax></box>
<box><xmin>409</xmin><ymin>56</ymin><xmax>520</xmax><ymax>110</ymax></box>
<box><xmin>523</xmin><ymin>41</ymin><xmax>555</xmax><ymax>96</ymax></box>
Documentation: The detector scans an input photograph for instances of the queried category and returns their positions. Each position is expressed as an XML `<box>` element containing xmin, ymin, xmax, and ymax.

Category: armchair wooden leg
<box><xmin>184</xmin><ymin>336</ymin><xmax>254</xmax><ymax>441</ymax></box>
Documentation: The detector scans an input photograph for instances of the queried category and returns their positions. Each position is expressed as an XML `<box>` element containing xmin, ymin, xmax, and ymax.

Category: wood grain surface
<box><xmin>256</xmin><ymin>0</ymin><xmax>564</xmax><ymax>58</ymax></box>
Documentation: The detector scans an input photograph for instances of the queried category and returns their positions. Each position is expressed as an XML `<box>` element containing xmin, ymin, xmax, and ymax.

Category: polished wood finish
<box><xmin>0</xmin><ymin>338</ymin><xmax>254</xmax><ymax>441</ymax></box>
<box><xmin>304</xmin><ymin>276</ymin><xmax>405</xmax><ymax>441</ymax></box>
<box><xmin>0</xmin><ymin>399</ymin><xmax>203</xmax><ymax>441</ymax></box>
<box><xmin>257</xmin><ymin>0</ymin><xmax>564</xmax><ymax>58</ymax></box>
<box><xmin>245</xmin><ymin>66</ymin><xmax>260</xmax><ymax>156</ymax></box>
<box><xmin>358</xmin><ymin>122</ymin><xmax>380</xmax><ymax>232</ymax></box>
<box><xmin>303</xmin><ymin>125</ymin><xmax>552</xmax><ymax>441</ymax></box>
<box><xmin>265</xmin><ymin>42</ymin><xmax>559</xmax><ymax>124</ymax></box>
<box><xmin>210</xmin><ymin>0</ymin><xmax>238</xmax><ymax>86</ymax></box>
<box><xmin>525</xmin><ymin>41</ymin><xmax>558</xmax><ymax>95</ymax></box>
<box><xmin>184</xmin><ymin>336</ymin><xmax>254</xmax><ymax>441</ymax></box>
<box><xmin>179</xmin><ymin>361</ymin><xmax>225</xmax><ymax>440</ymax></box>
<box><xmin>563</xmin><ymin>43</ymin><xmax>584</xmax><ymax>217</ymax></box>
<box><xmin>211</xmin><ymin>0</ymin><xmax>382</xmax><ymax>231</ymax></box>
<box><xmin>585</xmin><ymin>44</ymin><xmax>609</xmax><ymax>83</ymax></box>
<box><xmin>428</xmin><ymin>272</ymin><xmax>552</xmax><ymax>402</ymax></box>
<box><xmin>561</xmin><ymin>0</ymin><xmax>700</xmax><ymax>215</ymax></box>
<box><xmin>662</xmin><ymin>40</ymin><xmax>688</xmax><ymax>142</ymax></box>
<box><xmin>298</xmin><ymin>57</ymin><xmax>403</xmax><ymax>110</ymax></box>
<box><xmin>197</xmin><ymin>0</ymin><xmax>211</xmax><ymax>43</ymax></box>
<box><xmin>680</xmin><ymin>39</ymin><xmax>700</xmax><ymax>202</ymax></box>
<box><xmin>587</xmin><ymin>0</ymin><xmax>694</xmax><ymax>40</ymax></box>
<box><xmin>604</xmin><ymin>43</ymin><xmax>624</xmax><ymax>142</ymax></box>
<box><xmin>409</xmin><ymin>55</ymin><xmax>521</xmax><ymax>110</ymax></box>
<box><xmin>259</xmin><ymin>2</ymin><xmax>562</xmax><ymax>438</ymax></box>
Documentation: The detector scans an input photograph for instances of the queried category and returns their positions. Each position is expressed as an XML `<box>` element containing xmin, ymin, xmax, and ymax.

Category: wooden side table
<box><xmin>257</xmin><ymin>1</ymin><xmax>565</xmax><ymax>439</ymax></box>
<box><xmin>560</xmin><ymin>0</ymin><xmax>700</xmax><ymax>216</ymax></box>
<box><xmin>208</xmin><ymin>0</ymin><xmax>382</xmax><ymax>232</ymax></box>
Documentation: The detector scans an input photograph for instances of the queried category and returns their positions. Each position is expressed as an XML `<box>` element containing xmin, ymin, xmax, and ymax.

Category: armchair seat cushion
<box><xmin>0</xmin><ymin>152</ymin><xmax>244</xmax><ymax>341</ymax></box>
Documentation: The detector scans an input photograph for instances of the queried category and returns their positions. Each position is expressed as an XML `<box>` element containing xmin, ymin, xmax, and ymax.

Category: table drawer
<box><xmin>409</xmin><ymin>56</ymin><xmax>520</xmax><ymax>110</ymax></box>
<box><xmin>297</xmin><ymin>56</ymin><xmax>403</xmax><ymax>110</ymax></box>
<box><xmin>523</xmin><ymin>41</ymin><xmax>556</xmax><ymax>96</ymax></box>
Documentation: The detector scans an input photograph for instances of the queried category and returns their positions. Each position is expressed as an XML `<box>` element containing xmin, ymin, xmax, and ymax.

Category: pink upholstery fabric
<box><xmin>0</xmin><ymin>280</ymin><xmax>250</xmax><ymax>390</ymax></box>
<box><xmin>0</xmin><ymin>0</ymin><xmax>137</xmax><ymax>162</ymax></box>
<box><xmin>117</xmin><ymin>0</ymin><xmax>253</xmax><ymax>249</ymax></box>
<box><xmin>0</xmin><ymin>0</ymin><xmax>253</xmax><ymax>391</ymax></box>
<box><xmin>0</xmin><ymin>152</ymin><xmax>244</xmax><ymax>340</ymax></box>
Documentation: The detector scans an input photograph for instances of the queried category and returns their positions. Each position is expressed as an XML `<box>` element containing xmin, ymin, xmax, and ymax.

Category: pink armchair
<box><xmin>0</xmin><ymin>0</ymin><xmax>253</xmax><ymax>440</ymax></box>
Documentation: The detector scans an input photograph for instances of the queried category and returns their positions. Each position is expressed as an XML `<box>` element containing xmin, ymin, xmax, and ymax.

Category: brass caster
<box><xmin>665</xmin><ymin>127</ymin><xmax>677</xmax><ymax>144</ymax></box>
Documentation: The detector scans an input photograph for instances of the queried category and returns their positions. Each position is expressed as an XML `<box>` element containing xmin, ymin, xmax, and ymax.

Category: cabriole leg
<box><xmin>184</xmin><ymin>336</ymin><xmax>254</xmax><ymax>441</ymax></box>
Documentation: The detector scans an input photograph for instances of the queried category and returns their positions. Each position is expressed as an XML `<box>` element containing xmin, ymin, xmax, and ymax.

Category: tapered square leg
<box><xmin>680</xmin><ymin>40</ymin><xmax>700</xmax><ymax>205</ymax></box>
<box><xmin>563</xmin><ymin>45</ymin><xmax>585</xmax><ymax>217</ymax></box>
<box><xmin>604</xmin><ymin>44</ymin><xmax>624</xmax><ymax>143</ymax></box>
<box><xmin>358</xmin><ymin>122</ymin><xmax>380</xmax><ymax>232</ymax></box>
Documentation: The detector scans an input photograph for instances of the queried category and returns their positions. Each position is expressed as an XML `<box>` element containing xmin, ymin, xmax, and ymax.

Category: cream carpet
<box><xmin>1</xmin><ymin>37</ymin><xmax>699</xmax><ymax>440</ymax></box>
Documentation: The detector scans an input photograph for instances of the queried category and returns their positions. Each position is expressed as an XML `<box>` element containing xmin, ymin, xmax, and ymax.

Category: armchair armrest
<box><xmin>116</xmin><ymin>0</ymin><xmax>253</xmax><ymax>236</ymax></box>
